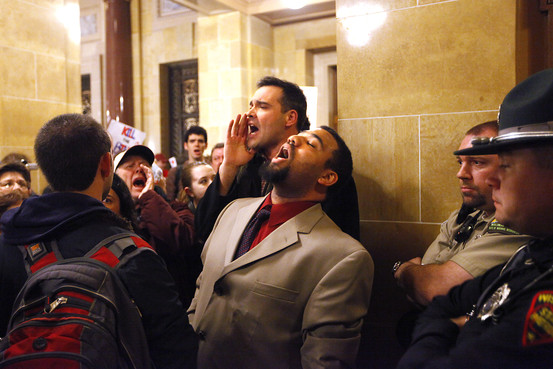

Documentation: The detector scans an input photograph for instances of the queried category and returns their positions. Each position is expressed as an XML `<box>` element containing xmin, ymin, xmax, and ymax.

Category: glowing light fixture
<box><xmin>338</xmin><ymin>4</ymin><xmax>387</xmax><ymax>47</ymax></box>
<box><xmin>56</xmin><ymin>3</ymin><xmax>81</xmax><ymax>44</ymax></box>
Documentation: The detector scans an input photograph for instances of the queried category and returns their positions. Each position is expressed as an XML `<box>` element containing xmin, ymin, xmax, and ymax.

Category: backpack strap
<box><xmin>19</xmin><ymin>241</ymin><xmax>64</xmax><ymax>275</ymax></box>
<box><xmin>86</xmin><ymin>233</ymin><xmax>155</xmax><ymax>269</ymax></box>
<box><xmin>20</xmin><ymin>232</ymin><xmax>155</xmax><ymax>274</ymax></box>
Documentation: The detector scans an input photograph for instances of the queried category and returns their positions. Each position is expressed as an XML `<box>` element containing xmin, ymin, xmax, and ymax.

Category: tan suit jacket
<box><xmin>188</xmin><ymin>196</ymin><xmax>374</xmax><ymax>369</ymax></box>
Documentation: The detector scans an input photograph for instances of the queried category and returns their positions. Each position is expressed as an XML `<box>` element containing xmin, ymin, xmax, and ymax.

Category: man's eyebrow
<box><xmin>310</xmin><ymin>132</ymin><xmax>324</xmax><ymax>148</ymax></box>
<box><xmin>250</xmin><ymin>99</ymin><xmax>270</xmax><ymax>106</ymax></box>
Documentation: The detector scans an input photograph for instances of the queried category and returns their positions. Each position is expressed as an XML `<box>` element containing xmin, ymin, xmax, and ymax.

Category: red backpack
<box><xmin>0</xmin><ymin>233</ymin><xmax>155</xmax><ymax>369</ymax></box>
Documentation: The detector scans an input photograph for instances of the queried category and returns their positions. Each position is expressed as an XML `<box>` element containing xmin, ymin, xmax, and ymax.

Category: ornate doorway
<box><xmin>166</xmin><ymin>59</ymin><xmax>199</xmax><ymax>162</ymax></box>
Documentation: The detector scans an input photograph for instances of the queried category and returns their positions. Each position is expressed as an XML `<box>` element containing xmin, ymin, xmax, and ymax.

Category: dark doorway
<box><xmin>81</xmin><ymin>74</ymin><xmax>91</xmax><ymax>116</ymax></box>
<box><xmin>162</xmin><ymin>59</ymin><xmax>199</xmax><ymax>163</ymax></box>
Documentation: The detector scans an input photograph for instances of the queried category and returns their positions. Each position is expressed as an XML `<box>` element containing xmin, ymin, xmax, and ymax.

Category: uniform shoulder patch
<box><xmin>522</xmin><ymin>291</ymin><xmax>553</xmax><ymax>347</ymax></box>
<box><xmin>487</xmin><ymin>220</ymin><xmax>520</xmax><ymax>235</ymax></box>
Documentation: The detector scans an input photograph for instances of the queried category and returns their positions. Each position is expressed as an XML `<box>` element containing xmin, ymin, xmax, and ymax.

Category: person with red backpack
<box><xmin>0</xmin><ymin>114</ymin><xmax>197</xmax><ymax>368</ymax></box>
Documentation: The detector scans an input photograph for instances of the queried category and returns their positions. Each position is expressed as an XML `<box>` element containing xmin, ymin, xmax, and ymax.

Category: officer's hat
<box><xmin>454</xmin><ymin>68</ymin><xmax>553</xmax><ymax>156</ymax></box>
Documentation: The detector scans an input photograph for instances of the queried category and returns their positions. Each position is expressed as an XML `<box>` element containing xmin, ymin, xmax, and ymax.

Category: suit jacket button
<box><xmin>197</xmin><ymin>330</ymin><xmax>206</xmax><ymax>340</ymax></box>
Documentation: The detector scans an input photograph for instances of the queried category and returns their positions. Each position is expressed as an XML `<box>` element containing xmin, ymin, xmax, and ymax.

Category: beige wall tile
<box><xmin>420</xmin><ymin>111</ymin><xmax>498</xmax><ymax>222</ymax></box>
<box><xmin>36</xmin><ymin>55</ymin><xmax>67</xmax><ymax>102</ymax></box>
<box><xmin>218</xmin><ymin>12</ymin><xmax>241</xmax><ymax>41</ymax></box>
<box><xmin>198</xmin><ymin>16</ymin><xmax>218</xmax><ymax>44</ymax></box>
<box><xmin>0</xmin><ymin>98</ymin><xmax>68</xmax><ymax>147</ymax></box>
<box><xmin>1</xmin><ymin>1</ymin><xmax>67</xmax><ymax>56</ymax></box>
<box><xmin>0</xmin><ymin>47</ymin><xmax>36</xmax><ymax>99</ymax></box>
<box><xmin>230</xmin><ymin>40</ymin><xmax>246</xmax><ymax>69</ymax></box>
<box><xmin>250</xmin><ymin>44</ymin><xmax>273</xmax><ymax>77</ymax></box>
<box><xmin>250</xmin><ymin>15</ymin><xmax>273</xmax><ymax>49</ymax></box>
<box><xmin>335</xmin><ymin>2</ymin><xmax>519</xmax><ymax>362</ymax></box>
<box><xmin>337</xmin><ymin>0</ymin><xmax>516</xmax><ymax>119</ymax></box>
<box><xmin>339</xmin><ymin>117</ymin><xmax>420</xmax><ymax>222</ymax></box>
<box><xmin>358</xmin><ymin>219</ymin><xmax>439</xmax><ymax>367</ymax></box>
<box><xmin>133</xmin><ymin>4</ymin><xmax>197</xmax><ymax>150</ymax></box>
<box><xmin>337</xmin><ymin>0</ymin><xmax>416</xmax><ymax>13</ymax></box>
<box><xmin>66</xmin><ymin>61</ymin><xmax>82</xmax><ymax>107</ymax></box>
<box><xmin>198</xmin><ymin>13</ymin><xmax>273</xmax><ymax>129</ymax></box>
<box><xmin>0</xmin><ymin>1</ymin><xmax>80</xmax><ymax>177</ymax></box>
<box><xmin>273</xmin><ymin>17</ymin><xmax>336</xmax><ymax>83</ymax></box>
<box><xmin>418</xmin><ymin>0</ymin><xmax>457</xmax><ymax>5</ymax></box>
<box><xmin>360</xmin><ymin>220</ymin><xmax>439</xmax><ymax>318</ymax></box>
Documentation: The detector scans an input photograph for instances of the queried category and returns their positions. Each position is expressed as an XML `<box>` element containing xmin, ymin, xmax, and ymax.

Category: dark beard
<box><xmin>462</xmin><ymin>193</ymin><xmax>486</xmax><ymax>210</ymax></box>
<box><xmin>260</xmin><ymin>162</ymin><xmax>290</xmax><ymax>184</ymax></box>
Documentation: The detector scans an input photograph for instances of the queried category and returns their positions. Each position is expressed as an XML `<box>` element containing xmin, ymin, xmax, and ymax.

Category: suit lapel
<box><xmin>219</xmin><ymin>203</ymin><xmax>324</xmax><ymax>277</ymax></box>
<box><xmin>222</xmin><ymin>197</ymin><xmax>266</xmax><ymax>265</ymax></box>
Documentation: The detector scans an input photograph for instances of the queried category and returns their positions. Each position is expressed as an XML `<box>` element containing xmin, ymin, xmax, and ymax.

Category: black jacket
<box><xmin>195</xmin><ymin>154</ymin><xmax>361</xmax><ymax>243</ymax></box>
<box><xmin>0</xmin><ymin>192</ymin><xmax>197</xmax><ymax>369</ymax></box>
<box><xmin>398</xmin><ymin>238</ymin><xmax>553</xmax><ymax>369</ymax></box>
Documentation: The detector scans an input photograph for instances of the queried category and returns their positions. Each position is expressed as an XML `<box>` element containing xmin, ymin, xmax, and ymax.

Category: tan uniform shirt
<box><xmin>422</xmin><ymin>209</ymin><xmax>534</xmax><ymax>277</ymax></box>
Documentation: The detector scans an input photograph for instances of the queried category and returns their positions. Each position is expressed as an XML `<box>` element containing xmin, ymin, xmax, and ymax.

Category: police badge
<box><xmin>478</xmin><ymin>283</ymin><xmax>511</xmax><ymax>321</ymax></box>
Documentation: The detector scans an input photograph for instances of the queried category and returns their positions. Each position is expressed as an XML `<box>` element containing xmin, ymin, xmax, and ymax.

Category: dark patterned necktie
<box><xmin>234</xmin><ymin>206</ymin><xmax>272</xmax><ymax>259</ymax></box>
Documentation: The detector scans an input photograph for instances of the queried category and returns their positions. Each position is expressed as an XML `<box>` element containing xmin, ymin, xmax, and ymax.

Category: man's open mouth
<box><xmin>276</xmin><ymin>145</ymin><xmax>290</xmax><ymax>159</ymax></box>
<box><xmin>277</xmin><ymin>146</ymin><xmax>289</xmax><ymax>159</ymax></box>
<box><xmin>248</xmin><ymin>124</ymin><xmax>259</xmax><ymax>135</ymax></box>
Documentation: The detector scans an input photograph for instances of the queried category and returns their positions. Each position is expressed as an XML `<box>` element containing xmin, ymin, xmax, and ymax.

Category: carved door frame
<box><xmin>166</xmin><ymin>59</ymin><xmax>199</xmax><ymax>162</ymax></box>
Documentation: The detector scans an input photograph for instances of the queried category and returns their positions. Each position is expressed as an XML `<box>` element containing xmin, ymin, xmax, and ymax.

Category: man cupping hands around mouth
<box><xmin>194</xmin><ymin>76</ymin><xmax>362</xmax><ymax>245</ymax></box>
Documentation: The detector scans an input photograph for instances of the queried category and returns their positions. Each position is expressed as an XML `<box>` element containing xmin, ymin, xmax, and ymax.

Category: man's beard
<box><xmin>260</xmin><ymin>161</ymin><xmax>290</xmax><ymax>184</ymax></box>
<box><xmin>462</xmin><ymin>193</ymin><xmax>486</xmax><ymax>210</ymax></box>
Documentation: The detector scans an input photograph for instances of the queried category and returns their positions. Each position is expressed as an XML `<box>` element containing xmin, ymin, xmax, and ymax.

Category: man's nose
<box><xmin>13</xmin><ymin>182</ymin><xmax>26</xmax><ymax>190</ymax></box>
<box><xmin>456</xmin><ymin>162</ymin><xmax>471</xmax><ymax>180</ymax></box>
<box><xmin>287</xmin><ymin>135</ymin><xmax>303</xmax><ymax>146</ymax></box>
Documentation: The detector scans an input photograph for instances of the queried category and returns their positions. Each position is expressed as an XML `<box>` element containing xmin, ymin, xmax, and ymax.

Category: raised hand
<box><xmin>218</xmin><ymin>114</ymin><xmax>256</xmax><ymax>196</ymax></box>
<box><xmin>138</xmin><ymin>163</ymin><xmax>155</xmax><ymax>199</ymax></box>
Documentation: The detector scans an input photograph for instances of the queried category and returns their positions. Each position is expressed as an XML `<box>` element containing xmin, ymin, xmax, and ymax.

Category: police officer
<box><xmin>398</xmin><ymin>68</ymin><xmax>553</xmax><ymax>369</ymax></box>
<box><xmin>394</xmin><ymin>121</ymin><xmax>532</xmax><ymax>307</ymax></box>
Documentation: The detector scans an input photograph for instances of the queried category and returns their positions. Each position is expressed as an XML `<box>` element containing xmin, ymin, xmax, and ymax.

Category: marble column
<box><xmin>105</xmin><ymin>0</ymin><xmax>134</xmax><ymax>126</ymax></box>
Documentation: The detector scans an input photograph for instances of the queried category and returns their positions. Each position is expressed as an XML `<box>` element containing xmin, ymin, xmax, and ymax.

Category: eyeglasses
<box><xmin>0</xmin><ymin>180</ymin><xmax>29</xmax><ymax>189</ymax></box>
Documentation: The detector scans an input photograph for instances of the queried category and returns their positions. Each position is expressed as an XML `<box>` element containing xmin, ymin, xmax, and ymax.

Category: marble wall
<box><xmin>0</xmin><ymin>0</ymin><xmax>81</xmax><ymax>193</ymax></box>
<box><xmin>335</xmin><ymin>0</ymin><xmax>517</xmax><ymax>366</ymax></box>
<box><xmin>197</xmin><ymin>11</ymin><xmax>273</xmax><ymax>145</ymax></box>
<box><xmin>131</xmin><ymin>0</ymin><xmax>197</xmax><ymax>154</ymax></box>
<box><xmin>273</xmin><ymin>17</ymin><xmax>337</xmax><ymax>85</ymax></box>
<box><xmin>197</xmin><ymin>13</ymin><xmax>338</xmax><ymax>144</ymax></box>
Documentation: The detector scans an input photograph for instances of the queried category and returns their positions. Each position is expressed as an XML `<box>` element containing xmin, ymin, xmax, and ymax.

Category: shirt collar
<box><xmin>261</xmin><ymin>193</ymin><xmax>317</xmax><ymax>228</ymax></box>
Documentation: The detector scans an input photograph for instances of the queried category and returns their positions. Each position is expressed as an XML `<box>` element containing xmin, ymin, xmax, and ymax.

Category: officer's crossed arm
<box><xmin>394</xmin><ymin>258</ymin><xmax>473</xmax><ymax>306</ymax></box>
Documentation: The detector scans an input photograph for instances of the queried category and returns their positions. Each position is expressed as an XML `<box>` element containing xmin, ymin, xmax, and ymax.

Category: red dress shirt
<box><xmin>248</xmin><ymin>195</ymin><xmax>317</xmax><ymax>251</ymax></box>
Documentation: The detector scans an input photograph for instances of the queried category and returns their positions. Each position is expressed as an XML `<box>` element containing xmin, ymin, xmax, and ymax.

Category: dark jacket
<box><xmin>0</xmin><ymin>192</ymin><xmax>197</xmax><ymax>369</ymax></box>
<box><xmin>195</xmin><ymin>154</ymin><xmax>361</xmax><ymax>243</ymax></box>
<box><xmin>135</xmin><ymin>189</ymin><xmax>201</xmax><ymax>308</ymax></box>
<box><xmin>398</xmin><ymin>238</ymin><xmax>553</xmax><ymax>369</ymax></box>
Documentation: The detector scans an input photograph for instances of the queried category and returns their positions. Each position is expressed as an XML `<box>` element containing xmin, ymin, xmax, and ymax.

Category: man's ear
<box><xmin>99</xmin><ymin>152</ymin><xmax>113</xmax><ymax>179</ymax></box>
<box><xmin>184</xmin><ymin>142</ymin><xmax>189</xmax><ymax>151</ymax></box>
<box><xmin>317</xmin><ymin>169</ymin><xmax>338</xmax><ymax>187</ymax></box>
<box><xmin>285</xmin><ymin>110</ymin><xmax>298</xmax><ymax>129</ymax></box>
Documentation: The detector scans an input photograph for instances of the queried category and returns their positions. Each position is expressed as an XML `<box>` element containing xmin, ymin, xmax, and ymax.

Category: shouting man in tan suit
<box><xmin>188</xmin><ymin>125</ymin><xmax>374</xmax><ymax>369</ymax></box>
